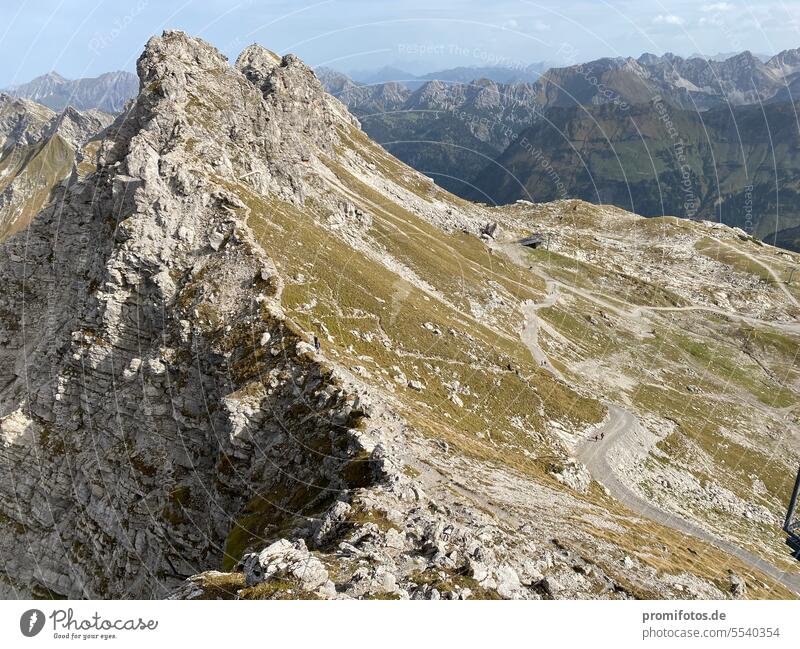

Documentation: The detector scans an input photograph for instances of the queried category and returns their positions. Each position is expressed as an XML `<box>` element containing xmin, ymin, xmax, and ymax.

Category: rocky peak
<box><xmin>637</xmin><ymin>52</ymin><xmax>662</xmax><ymax>66</ymax></box>
<box><xmin>0</xmin><ymin>93</ymin><xmax>55</xmax><ymax>149</ymax></box>
<box><xmin>726</xmin><ymin>49</ymin><xmax>761</xmax><ymax>67</ymax></box>
<box><xmin>472</xmin><ymin>77</ymin><xmax>499</xmax><ymax>89</ymax></box>
<box><xmin>46</xmin><ymin>105</ymin><xmax>112</xmax><ymax>148</ymax></box>
<box><xmin>235</xmin><ymin>43</ymin><xmax>282</xmax><ymax>85</ymax></box>
<box><xmin>0</xmin><ymin>30</ymin><xmax>366</xmax><ymax>597</ymax></box>
<box><xmin>235</xmin><ymin>43</ymin><xmax>357</xmax><ymax>154</ymax></box>
<box><xmin>406</xmin><ymin>79</ymin><xmax>461</xmax><ymax>110</ymax></box>
<box><xmin>766</xmin><ymin>47</ymin><xmax>800</xmax><ymax>75</ymax></box>
<box><xmin>137</xmin><ymin>30</ymin><xmax>231</xmax><ymax>98</ymax></box>
<box><xmin>43</xmin><ymin>71</ymin><xmax>67</xmax><ymax>82</ymax></box>
<box><xmin>314</xmin><ymin>66</ymin><xmax>358</xmax><ymax>95</ymax></box>
<box><xmin>6</xmin><ymin>71</ymin><xmax>67</xmax><ymax>96</ymax></box>
<box><xmin>374</xmin><ymin>81</ymin><xmax>408</xmax><ymax>99</ymax></box>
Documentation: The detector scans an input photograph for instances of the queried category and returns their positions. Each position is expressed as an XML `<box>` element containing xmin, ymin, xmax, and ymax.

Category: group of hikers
<box><xmin>592</xmin><ymin>431</ymin><xmax>605</xmax><ymax>442</ymax></box>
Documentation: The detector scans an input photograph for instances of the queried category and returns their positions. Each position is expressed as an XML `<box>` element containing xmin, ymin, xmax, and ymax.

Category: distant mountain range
<box><xmin>534</xmin><ymin>50</ymin><xmax>800</xmax><ymax>110</ymax></box>
<box><xmin>689</xmin><ymin>51</ymin><xmax>772</xmax><ymax>62</ymax></box>
<box><xmin>321</xmin><ymin>48</ymin><xmax>800</xmax><ymax>250</ymax></box>
<box><xmin>346</xmin><ymin>62</ymin><xmax>551</xmax><ymax>88</ymax></box>
<box><xmin>3</xmin><ymin>71</ymin><xmax>138</xmax><ymax>113</ymax></box>
<box><xmin>316</xmin><ymin>69</ymin><xmax>541</xmax><ymax>195</ymax></box>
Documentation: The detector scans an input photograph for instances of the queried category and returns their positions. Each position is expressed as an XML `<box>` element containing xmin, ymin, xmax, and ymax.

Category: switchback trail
<box><xmin>577</xmin><ymin>405</ymin><xmax>800</xmax><ymax>595</ymax></box>
<box><xmin>519</xmin><ymin>280</ymin><xmax>564</xmax><ymax>381</ymax></box>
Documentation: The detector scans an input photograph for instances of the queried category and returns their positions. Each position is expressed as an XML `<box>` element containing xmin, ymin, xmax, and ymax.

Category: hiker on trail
<box><xmin>314</xmin><ymin>335</ymin><xmax>321</xmax><ymax>351</ymax></box>
<box><xmin>601</xmin><ymin>432</ymin><xmax>605</xmax><ymax>440</ymax></box>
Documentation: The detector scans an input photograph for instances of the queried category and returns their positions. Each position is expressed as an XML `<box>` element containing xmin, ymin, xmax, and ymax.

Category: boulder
<box><xmin>241</xmin><ymin>539</ymin><xmax>330</xmax><ymax>592</ymax></box>
<box><xmin>729</xmin><ymin>571</ymin><xmax>747</xmax><ymax>599</ymax></box>
<box><xmin>208</xmin><ymin>230</ymin><xmax>226</xmax><ymax>251</ymax></box>
<box><xmin>311</xmin><ymin>501</ymin><xmax>352</xmax><ymax>546</ymax></box>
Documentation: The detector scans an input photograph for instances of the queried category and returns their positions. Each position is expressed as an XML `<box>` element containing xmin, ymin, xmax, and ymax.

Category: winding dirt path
<box><xmin>576</xmin><ymin>405</ymin><xmax>800</xmax><ymax>594</ymax></box>
<box><xmin>497</xmin><ymin>240</ymin><xmax>800</xmax><ymax>335</ymax></box>
<box><xmin>519</xmin><ymin>280</ymin><xmax>565</xmax><ymax>381</ymax></box>
<box><xmin>716</xmin><ymin>239</ymin><xmax>800</xmax><ymax>310</ymax></box>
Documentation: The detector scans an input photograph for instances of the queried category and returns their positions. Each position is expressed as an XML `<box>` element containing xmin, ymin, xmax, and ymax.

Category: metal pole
<box><xmin>784</xmin><ymin>464</ymin><xmax>800</xmax><ymax>533</ymax></box>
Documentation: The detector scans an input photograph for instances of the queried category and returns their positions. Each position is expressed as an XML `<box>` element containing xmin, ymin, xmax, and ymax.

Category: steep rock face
<box><xmin>0</xmin><ymin>31</ymin><xmax>377</xmax><ymax>598</ymax></box>
<box><xmin>0</xmin><ymin>31</ymin><xmax>562</xmax><ymax>601</ymax></box>
<box><xmin>0</xmin><ymin>30</ymin><xmax>525</xmax><ymax>601</ymax></box>
<box><xmin>0</xmin><ymin>94</ymin><xmax>55</xmax><ymax>149</ymax></box>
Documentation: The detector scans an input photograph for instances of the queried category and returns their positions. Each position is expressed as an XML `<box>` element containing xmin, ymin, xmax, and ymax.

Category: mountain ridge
<box><xmin>4</xmin><ymin>70</ymin><xmax>138</xmax><ymax>113</ymax></box>
<box><xmin>323</xmin><ymin>47</ymin><xmax>800</xmax><ymax>248</ymax></box>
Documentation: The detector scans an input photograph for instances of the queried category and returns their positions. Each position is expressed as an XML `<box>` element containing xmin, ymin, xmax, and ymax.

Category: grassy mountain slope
<box><xmin>493</xmin><ymin>200</ymin><xmax>800</xmax><ymax>578</ymax></box>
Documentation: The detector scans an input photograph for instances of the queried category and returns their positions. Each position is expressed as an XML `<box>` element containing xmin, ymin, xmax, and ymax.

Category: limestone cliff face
<box><xmin>0</xmin><ymin>30</ymin><xmax>501</xmax><ymax>601</ymax></box>
<box><xmin>0</xmin><ymin>94</ymin><xmax>54</xmax><ymax>148</ymax></box>
<box><xmin>0</xmin><ymin>31</ymin><xmax>382</xmax><ymax>598</ymax></box>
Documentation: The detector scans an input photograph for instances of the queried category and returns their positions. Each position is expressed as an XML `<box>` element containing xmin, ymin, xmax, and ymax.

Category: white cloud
<box><xmin>701</xmin><ymin>2</ymin><xmax>734</xmax><ymax>11</ymax></box>
<box><xmin>653</xmin><ymin>14</ymin><xmax>685</xmax><ymax>26</ymax></box>
<box><xmin>698</xmin><ymin>15</ymin><xmax>724</xmax><ymax>27</ymax></box>
<box><xmin>502</xmin><ymin>17</ymin><xmax>549</xmax><ymax>33</ymax></box>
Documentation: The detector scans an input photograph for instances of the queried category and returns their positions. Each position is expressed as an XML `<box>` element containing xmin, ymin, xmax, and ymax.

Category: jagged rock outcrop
<box><xmin>0</xmin><ymin>31</ymin><xmax>379</xmax><ymax>598</ymax></box>
<box><xmin>0</xmin><ymin>30</ymin><xmax>505</xmax><ymax>600</ymax></box>
<box><xmin>0</xmin><ymin>94</ymin><xmax>55</xmax><ymax>148</ymax></box>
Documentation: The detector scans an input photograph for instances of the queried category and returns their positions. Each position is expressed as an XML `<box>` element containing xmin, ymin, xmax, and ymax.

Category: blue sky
<box><xmin>1</xmin><ymin>0</ymin><xmax>800</xmax><ymax>86</ymax></box>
